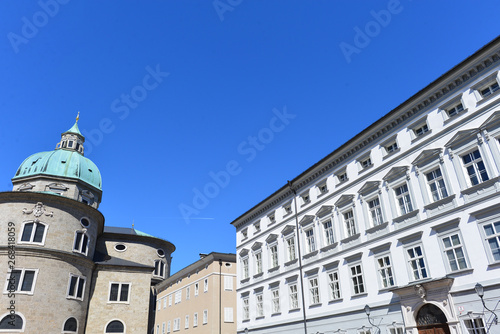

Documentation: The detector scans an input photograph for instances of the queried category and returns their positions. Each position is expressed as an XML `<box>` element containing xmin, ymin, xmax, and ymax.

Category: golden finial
<box><xmin>76</xmin><ymin>111</ymin><xmax>80</xmax><ymax>123</ymax></box>
<box><xmin>132</xmin><ymin>220</ymin><xmax>135</xmax><ymax>229</ymax></box>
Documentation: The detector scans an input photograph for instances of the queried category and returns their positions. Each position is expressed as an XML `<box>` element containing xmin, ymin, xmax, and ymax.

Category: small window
<box><xmin>327</xmin><ymin>271</ymin><xmax>341</xmax><ymax>300</ymax></box>
<box><xmin>63</xmin><ymin>317</ymin><xmax>78</xmax><ymax>332</ymax></box>
<box><xmin>73</xmin><ymin>231</ymin><xmax>89</xmax><ymax>255</ymax></box>
<box><xmin>68</xmin><ymin>140</ymin><xmax>74</xmax><ymax>148</ymax></box>
<box><xmin>256</xmin><ymin>293</ymin><xmax>264</xmax><ymax>317</ymax></box>
<box><xmin>203</xmin><ymin>310</ymin><xmax>208</xmax><ymax>324</ymax></box>
<box><xmin>0</xmin><ymin>314</ymin><xmax>23</xmax><ymax>330</ymax></box>
<box><xmin>414</xmin><ymin>123</ymin><xmax>429</xmax><ymax>137</ymax></box>
<box><xmin>19</xmin><ymin>221</ymin><xmax>47</xmax><ymax>245</ymax></box>
<box><xmin>268</xmin><ymin>214</ymin><xmax>276</xmax><ymax>224</ymax></box>
<box><xmin>350</xmin><ymin>264</ymin><xmax>365</xmax><ymax>295</ymax></box>
<box><xmin>157</xmin><ymin>249</ymin><xmax>165</xmax><ymax>257</ymax></box>
<box><xmin>109</xmin><ymin>283</ymin><xmax>130</xmax><ymax>303</ymax></box>
<box><xmin>114</xmin><ymin>244</ymin><xmax>127</xmax><ymax>252</ymax></box>
<box><xmin>480</xmin><ymin>81</ymin><xmax>499</xmax><ymax>98</ymax></box>
<box><xmin>242</xmin><ymin>229</ymin><xmax>248</xmax><ymax>239</ymax></box>
<box><xmin>300</xmin><ymin>192</ymin><xmax>310</xmax><ymax>205</ymax></box>
<box><xmin>5</xmin><ymin>269</ymin><xmax>37</xmax><ymax>294</ymax></box>
<box><xmin>154</xmin><ymin>260</ymin><xmax>166</xmax><ymax>278</ymax></box>
<box><xmin>283</xmin><ymin>204</ymin><xmax>292</xmax><ymax>215</ymax></box>
<box><xmin>204</xmin><ymin>278</ymin><xmax>208</xmax><ymax>292</ymax></box>
<box><xmin>105</xmin><ymin>320</ymin><xmax>125</xmax><ymax>333</ymax></box>
<box><xmin>194</xmin><ymin>283</ymin><xmax>199</xmax><ymax>296</ymax></box>
<box><xmin>338</xmin><ymin>172</ymin><xmax>348</xmax><ymax>183</ymax></box>
<box><xmin>464</xmin><ymin>318</ymin><xmax>487</xmax><ymax>333</ymax></box>
<box><xmin>67</xmin><ymin>274</ymin><xmax>86</xmax><ymax>300</ymax></box>
<box><xmin>385</xmin><ymin>141</ymin><xmax>399</xmax><ymax>154</ymax></box>
<box><xmin>318</xmin><ymin>182</ymin><xmax>328</xmax><ymax>195</ymax></box>
<box><xmin>359</xmin><ymin>156</ymin><xmax>372</xmax><ymax>170</ymax></box>
<box><xmin>254</xmin><ymin>222</ymin><xmax>260</xmax><ymax>233</ymax></box>
<box><xmin>80</xmin><ymin>217</ymin><xmax>90</xmax><ymax>227</ymax></box>
<box><xmin>446</xmin><ymin>102</ymin><xmax>464</xmax><ymax>118</ymax></box>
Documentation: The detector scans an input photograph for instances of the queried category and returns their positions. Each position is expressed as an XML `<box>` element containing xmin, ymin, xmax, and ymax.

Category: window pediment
<box><xmin>251</xmin><ymin>242</ymin><xmax>262</xmax><ymax>250</ymax></box>
<box><xmin>17</xmin><ymin>183</ymin><xmax>34</xmax><ymax>191</ymax></box>
<box><xmin>334</xmin><ymin>194</ymin><xmax>355</xmax><ymax>207</ymax></box>
<box><xmin>315</xmin><ymin>205</ymin><xmax>333</xmax><ymax>217</ymax></box>
<box><xmin>445</xmin><ymin>129</ymin><xmax>478</xmax><ymax>149</ymax></box>
<box><xmin>382</xmin><ymin>166</ymin><xmax>409</xmax><ymax>183</ymax></box>
<box><xmin>239</xmin><ymin>248</ymin><xmax>249</xmax><ymax>257</ymax></box>
<box><xmin>265</xmin><ymin>234</ymin><xmax>278</xmax><ymax>243</ymax></box>
<box><xmin>299</xmin><ymin>215</ymin><xmax>314</xmax><ymax>226</ymax></box>
<box><xmin>358</xmin><ymin>181</ymin><xmax>380</xmax><ymax>196</ymax></box>
<box><xmin>281</xmin><ymin>225</ymin><xmax>295</xmax><ymax>235</ymax></box>
<box><xmin>344</xmin><ymin>252</ymin><xmax>362</xmax><ymax>263</ymax></box>
<box><xmin>480</xmin><ymin>110</ymin><xmax>500</xmax><ymax>132</ymax></box>
<box><xmin>412</xmin><ymin>149</ymin><xmax>442</xmax><ymax>167</ymax></box>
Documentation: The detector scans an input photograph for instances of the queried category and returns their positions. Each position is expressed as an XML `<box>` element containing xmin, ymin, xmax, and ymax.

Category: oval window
<box><xmin>80</xmin><ymin>218</ymin><xmax>90</xmax><ymax>227</ymax></box>
<box><xmin>114</xmin><ymin>244</ymin><xmax>127</xmax><ymax>252</ymax></box>
<box><xmin>157</xmin><ymin>249</ymin><xmax>165</xmax><ymax>257</ymax></box>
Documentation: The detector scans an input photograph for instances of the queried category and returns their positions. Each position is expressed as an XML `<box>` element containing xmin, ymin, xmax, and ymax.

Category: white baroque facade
<box><xmin>231</xmin><ymin>37</ymin><xmax>500</xmax><ymax>334</ymax></box>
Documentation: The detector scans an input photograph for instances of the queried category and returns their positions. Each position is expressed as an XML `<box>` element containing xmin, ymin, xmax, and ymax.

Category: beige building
<box><xmin>0</xmin><ymin>118</ymin><xmax>175</xmax><ymax>333</ymax></box>
<box><xmin>154</xmin><ymin>252</ymin><xmax>236</xmax><ymax>334</ymax></box>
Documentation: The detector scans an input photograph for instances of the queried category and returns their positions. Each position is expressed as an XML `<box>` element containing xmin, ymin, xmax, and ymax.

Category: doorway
<box><xmin>416</xmin><ymin>304</ymin><xmax>451</xmax><ymax>334</ymax></box>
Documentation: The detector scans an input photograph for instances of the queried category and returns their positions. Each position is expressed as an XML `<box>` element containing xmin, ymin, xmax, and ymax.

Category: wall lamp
<box><xmin>244</xmin><ymin>328</ymin><xmax>248</xmax><ymax>334</ymax></box>
<box><xmin>475</xmin><ymin>283</ymin><xmax>498</xmax><ymax>325</ymax></box>
<box><xmin>364</xmin><ymin>305</ymin><xmax>381</xmax><ymax>334</ymax></box>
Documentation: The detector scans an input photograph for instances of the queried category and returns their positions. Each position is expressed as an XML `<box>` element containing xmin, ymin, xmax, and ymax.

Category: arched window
<box><xmin>0</xmin><ymin>313</ymin><xmax>24</xmax><ymax>331</ymax></box>
<box><xmin>105</xmin><ymin>320</ymin><xmax>125</xmax><ymax>333</ymax></box>
<box><xmin>63</xmin><ymin>317</ymin><xmax>77</xmax><ymax>332</ymax></box>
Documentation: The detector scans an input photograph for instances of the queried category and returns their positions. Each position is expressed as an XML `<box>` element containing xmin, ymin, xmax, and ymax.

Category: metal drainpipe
<box><xmin>219</xmin><ymin>259</ymin><xmax>222</xmax><ymax>334</ymax></box>
<box><xmin>288</xmin><ymin>180</ymin><xmax>308</xmax><ymax>334</ymax></box>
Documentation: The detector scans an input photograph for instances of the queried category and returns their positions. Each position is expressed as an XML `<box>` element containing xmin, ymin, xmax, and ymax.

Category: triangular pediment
<box><xmin>358</xmin><ymin>181</ymin><xmax>380</xmax><ymax>196</ymax></box>
<box><xmin>334</xmin><ymin>194</ymin><xmax>355</xmax><ymax>208</ymax></box>
<box><xmin>412</xmin><ymin>149</ymin><xmax>442</xmax><ymax>167</ymax></box>
<box><xmin>281</xmin><ymin>225</ymin><xmax>295</xmax><ymax>235</ymax></box>
<box><xmin>239</xmin><ymin>248</ymin><xmax>249</xmax><ymax>256</ymax></box>
<box><xmin>445</xmin><ymin>129</ymin><xmax>478</xmax><ymax>148</ymax></box>
<box><xmin>315</xmin><ymin>205</ymin><xmax>333</xmax><ymax>217</ymax></box>
<box><xmin>480</xmin><ymin>111</ymin><xmax>500</xmax><ymax>131</ymax></box>
<box><xmin>251</xmin><ymin>242</ymin><xmax>262</xmax><ymax>250</ymax></box>
<box><xmin>299</xmin><ymin>215</ymin><xmax>315</xmax><ymax>226</ymax></box>
<box><xmin>265</xmin><ymin>234</ymin><xmax>278</xmax><ymax>243</ymax></box>
<box><xmin>382</xmin><ymin>166</ymin><xmax>409</xmax><ymax>182</ymax></box>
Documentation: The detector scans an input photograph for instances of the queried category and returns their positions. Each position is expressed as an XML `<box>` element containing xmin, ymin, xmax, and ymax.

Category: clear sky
<box><xmin>1</xmin><ymin>1</ymin><xmax>499</xmax><ymax>273</ymax></box>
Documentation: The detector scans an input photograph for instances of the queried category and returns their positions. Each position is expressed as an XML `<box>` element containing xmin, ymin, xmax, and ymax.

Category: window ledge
<box><xmin>303</xmin><ymin>250</ymin><xmax>318</xmax><ymax>259</ymax></box>
<box><xmin>393</xmin><ymin>209</ymin><xmax>419</xmax><ymax>224</ymax></box>
<box><xmin>424</xmin><ymin>194</ymin><xmax>456</xmax><ymax>211</ymax></box>
<box><xmin>446</xmin><ymin>268</ymin><xmax>474</xmax><ymax>276</ymax></box>
<box><xmin>383</xmin><ymin>148</ymin><xmax>401</xmax><ymax>160</ymax></box>
<box><xmin>341</xmin><ymin>233</ymin><xmax>360</xmax><ymax>244</ymax></box>
<box><xmin>320</xmin><ymin>242</ymin><xmax>338</xmax><ymax>252</ymax></box>
<box><xmin>271</xmin><ymin>312</ymin><xmax>281</xmax><ymax>316</ymax></box>
<box><xmin>301</xmin><ymin>201</ymin><xmax>311</xmax><ymax>207</ymax></box>
<box><xmin>240</xmin><ymin>278</ymin><xmax>250</xmax><ymax>284</ymax></box>
<box><xmin>351</xmin><ymin>292</ymin><xmax>368</xmax><ymax>299</ymax></box>
<box><xmin>378</xmin><ymin>286</ymin><xmax>396</xmax><ymax>293</ymax></box>
<box><xmin>461</xmin><ymin>176</ymin><xmax>500</xmax><ymax>195</ymax></box>
<box><xmin>255</xmin><ymin>316</ymin><xmax>265</xmax><ymax>320</ymax></box>
<box><xmin>308</xmin><ymin>303</ymin><xmax>322</xmax><ymax>308</ymax></box>
<box><xmin>284</xmin><ymin>258</ymin><xmax>298</xmax><ymax>266</ymax></box>
<box><xmin>487</xmin><ymin>261</ymin><xmax>500</xmax><ymax>270</ymax></box>
<box><xmin>268</xmin><ymin>265</ymin><xmax>280</xmax><ymax>273</ymax></box>
<box><xmin>443</xmin><ymin>108</ymin><xmax>469</xmax><ymax>125</ymax></box>
<box><xmin>288</xmin><ymin>308</ymin><xmax>301</xmax><ymax>313</ymax></box>
<box><xmin>253</xmin><ymin>272</ymin><xmax>263</xmax><ymax>279</ymax></box>
<box><xmin>411</xmin><ymin>129</ymin><xmax>433</xmax><ymax>144</ymax></box>
<box><xmin>328</xmin><ymin>298</ymin><xmax>343</xmax><ymax>304</ymax></box>
<box><xmin>337</xmin><ymin>178</ymin><xmax>349</xmax><ymax>186</ymax></box>
<box><xmin>283</xmin><ymin>212</ymin><xmax>293</xmax><ymax>218</ymax></box>
<box><xmin>365</xmin><ymin>222</ymin><xmax>388</xmax><ymax>234</ymax></box>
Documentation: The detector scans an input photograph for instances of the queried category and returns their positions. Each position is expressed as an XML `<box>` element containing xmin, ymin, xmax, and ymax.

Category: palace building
<box><xmin>0</xmin><ymin>118</ymin><xmax>175</xmax><ymax>333</ymax></box>
<box><xmin>232</xmin><ymin>37</ymin><xmax>500</xmax><ymax>334</ymax></box>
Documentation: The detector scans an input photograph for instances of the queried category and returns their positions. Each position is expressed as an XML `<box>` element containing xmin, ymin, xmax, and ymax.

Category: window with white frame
<box><xmin>308</xmin><ymin>277</ymin><xmax>320</xmax><ymax>305</ymax></box>
<box><xmin>327</xmin><ymin>271</ymin><xmax>341</xmax><ymax>300</ymax></box>
<box><xmin>322</xmin><ymin>219</ymin><xmax>335</xmax><ymax>246</ymax></box>
<box><xmin>154</xmin><ymin>260</ymin><xmax>166</xmax><ymax>278</ymax></box>
<box><xmin>463</xmin><ymin>318</ymin><xmax>486</xmax><ymax>334</ymax></box>
<box><xmin>242</xmin><ymin>257</ymin><xmax>249</xmax><ymax>279</ymax></box>
<box><xmin>385</xmin><ymin>140</ymin><xmax>399</xmax><ymax>155</ymax></box>
<box><xmin>271</xmin><ymin>288</ymin><xmax>280</xmax><ymax>313</ymax></box>
<box><xmin>108</xmin><ymin>283</ymin><xmax>130</xmax><ymax>302</ymax></box>
<box><xmin>173</xmin><ymin>318</ymin><xmax>180</xmax><ymax>331</ymax></box>
<box><xmin>268</xmin><ymin>213</ymin><xmax>276</xmax><ymax>224</ymax></box>
<box><xmin>368</xmin><ymin>197</ymin><xmax>384</xmax><ymax>225</ymax></box>
<box><xmin>203</xmin><ymin>310</ymin><xmax>208</xmax><ymax>324</ymax></box>
<box><xmin>167</xmin><ymin>320</ymin><xmax>171</xmax><ymax>333</ymax></box>
<box><xmin>447</xmin><ymin>102</ymin><xmax>465</xmax><ymax>118</ymax></box>
<box><xmin>394</xmin><ymin>183</ymin><xmax>413</xmax><ymax>215</ymax></box>
<box><xmin>19</xmin><ymin>221</ymin><xmax>47</xmax><ymax>244</ymax></box>
<box><xmin>163</xmin><ymin>297</ymin><xmax>167</xmax><ymax>308</ymax></box>
<box><xmin>481</xmin><ymin>221</ymin><xmax>500</xmax><ymax>263</ymax></box>
<box><xmin>6</xmin><ymin>268</ymin><xmax>37</xmax><ymax>294</ymax></box>
<box><xmin>269</xmin><ymin>244</ymin><xmax>279</xmax><ymax>268</ymax></box>
<box><xmin>344</xmin><ymin>210</ymin><xmax>357</xmax><ymax>237</ymax></box>
<box><xmin>413</xmin><ymin>122</ymin><xmax>430</xmax><ymax>138</ymax></box>
<box><xmin>254</xmin><ymin>251</ymin><xmax>262</xmax><ymax>274</ymax></box>
<box><xmin>67</xmin><ymin>274</ymin><xmax>86</xmax><ymax>300</ymax></box>
<box><xmin>162</xmin><ymin>322</ymin><xmax>166</xmax><ymax>334</ymax></box>
<box><xmin>242</xmin><ymin>297</ymin><xmax>250</xmax><ymax>320</ymax></box>
<box><xmin>461</xmin><ymin>149</ymin><xmax>489</xmax><ymax>186</ymax></box>
<box><xmin>338</xmin><ymin>171</ymin><xmax>348</xmax><ymax>183</ymax></box>
<box><xmin>186</xmin><ymin>286</ymin><xmax>190</xmax><ymax>299</ymax></box>
<box><xmin>389</xmin><ymin>327</ymin><xmax>404</xmax><ymax>334</ymax></box>
<box><xmin>73</xmin><ymin>231</ymin><xmax>89</xmax><ymax>255</ymax></box>
<box><xmin>350</xmin><ymin>264</ymin><xmax>365</xmax><ymax>295</ymax></box>
<box><xmin>426</xmin><ymin>167</ymin><xmax>449</xmax><ymax>201</ymax></box>
<box><xmin>479</xmin><ymin>81</ymin><xmax>500</xmax><ymax>98</ymax></box>
<box><xmin>318</xmin><ymin>181</ymin><xmax>328</xmax><ymax>195</ymax></box>
<box><xmin>256</xmin><ymin>293</ymin><xmax>264</xmax><ymax>317</ymax></box>
<box><xmin>204</xmin><ymin>278</ymin><xmax>208</xmax><ymax>292</ymax></box>
<box><xmin>358</xmin><ymin>329</ymin><xmax>372</xmax><ymax>334</ymax></box>
<box><xmin>289</xmin><ymin>283</ymin><xmax>299</xmax><ymax>309</ymax></box>
<box><xmin>283</xmin><ymin>203</ymin><xmax>293</xmax><ymax>215</ymax></box>
<box><xmin>286</xmin><ymin>237</ymin><xmax>296</xmax><ymax>261</ymax></box>
<box><xmin>300</xmin><ymin>191</ymin><xmax>311</xmax><ymax>205</ymax></box>
<box><xmin>305</xmin><ymin>228</ymin><xmax>316</xmax><ymax>253</ymax></box>
<box><xmin>242</xmin><ymin>228</ymin><xmax>248</xmax><ymax>239</ymax></box>
<box><xmin>224</xmin><ymin>276</ymin><xmax>233</xmax><ymax>290</ymax></box>
<box><xmin>441</xmin><ymin>232</ymin><xmax>468</xmax><ymax>272</ymax></box>
<box><xmin>254</xmin><ymin>221</ymin><xmax>260</xmax><ymax>233</ymax></box>
<box><xmin>224</xmin><ymin>307</ymin><xmax>234</xmax><ymax>322</ymax></box>
<box><xmin>185</xmin><ymin>315</ymin><xmax>189</xmax><ymax>329</ymax></box>
<box><xmin>193</xmin><ymin>313</ymin><xmax>198</xmax><ymax>327</ymax></box>
<box><xmin>175</xmin><ymin>290</ymin><xmax>181</xmax><ymax>304</ymax></box>
<box><xmin>376</xmin><ymin>255</ymin><xmax>395</xmax><ymax>288</ymax></box>
<box><xmin>360</xmin><ymin>156</ymin><xmax>372</xmax><ymax>170</ymax></box>
<box><xmin>168</xmin><ymin>294</ymin><xmax>172</xmax><ymax>306</ymax></box>
<box><xmin>194</xmin><ymin>283</ymin><xmax>199</xmax><ymax>296</ymax></box>
<box><xmin>406</xmin><ymin>244</ymin><xmax>428</xmax><ymax>280</ymax></box>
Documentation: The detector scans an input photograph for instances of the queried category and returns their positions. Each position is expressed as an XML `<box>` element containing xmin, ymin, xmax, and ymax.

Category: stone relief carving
<box><xmin>22</xmin><ymin>202</ymin><xmax>53</xmax><ymax>218</ymax></box>
<box><xmin>415</xmin><ymin>284</ymin><xmax>426</xmax><ymax>299</ymax></box>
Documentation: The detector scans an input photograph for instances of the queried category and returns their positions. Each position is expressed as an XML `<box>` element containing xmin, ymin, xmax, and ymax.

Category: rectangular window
<box><xmin>186</xmin><ymin>286</ymin><xmax>190</xmax><ymax>299</ymax></box>
<box><xmin>224</xmin><ymin>276</ymin><xmax>233</xmax><ymax>290</ymax></box>
<box><xmin>167</xmin><ymin>320</ymin><xmax>171</xmax><ymax>333</ymax></box>
<box><xmin>350</xmin><ymin>264</ymin><xmax>365</xmax><ymax>294</ymax></box>
<box><xmin>254</xmin><ymin>222</ymin><xmax>260</xmax><ymax>233</ymax></box>
<box><xmin>5</xmin><ymin>268</ymin><xmax>37</xmax><ymax>294</ymax></box>
<box><xmin>256</xmin><ymin>293</ymin><xmax>264</xmax><ymax>317</ymax></box>
<box><xmin>442</xmin><ymin>233</ymin><xmax>468</xmax><ymax>271</ymax></box>
<box><xmin>414</xmin><ymin>123</ymin><xmax>429</xmax><ymax>137</ymax></box>
<box><xmin>447</xmin><ymin>102</ymin><xmax>464</xmax><ymax>117</ymax></box>
<box><xmin>109</xmin><ymin>283</ymin><xmax>130</xmax><ymax>302</ymax></box>
<box><xmin>462</xmin><ymin>149</ymin><xmax>489</xmax><ymax>186</ymax></box>
<box><xmin>464</xmin><ymin>318</ymin><xmax>486</xmax><ymax>334</ymax></box>
<box><xmin>255</xmin><ymin>252</ymin><xmax>262</xmax><ymax>274</ymax></box>
<box><xmin>242</xmin><ymin>258</ymin><xmax>249</xmax><ymax>278</ymax></box>
<box><xmin>203</xmin><ymin>310</ymin><xmax>208</xmax><ymax>324</ymax></box>
<box><xmin>284</xmin><ymin>204</ymin><xmax>292</xmax><ymax>215</ymax></box>
<box><xmin>73</xmin><ymin>231</ymin><xmax>89</xmax><ymax>255</ymax></box>
<box><xmin>323</xmin><ymin>220</ymin><xmax>335</xmax><ymax>246</ymax></box>
<box><xmin>327</xmin><ymin>271</ymin><xmax>341</xmax><ymax>300</ymax></box>
<box><xmin>368</xmin><ymin>197</ymin><xmax>383</xmax><ymax>225</ymax></box>
<box><xmin>162</xmin><ymin>323</ymin><xmax>165</xmax><ymax>334</ymax></box>
<box><xmin>175</xmin><ymin>290</ymin><xmax>181</xmax><ymax>304</ymax></box>
<box><xmin>269</xmin><ymin>214</ymin><xmax>276</xmax><ymax>224</ymax></box>
<box><xmin>301</xmin><ymin>192</ymin><xmax>310</xmax><ymax>205</ymax></box>
<box><xmin>376</xmin><ymin>255</ymin><xmax>395</xmax><ymax>288</ymax></box>
<box><xmin>163</xmin><ymin>297</ymin><xmax>167</xmax><ymax>308</ymax></box>
<box><xmin>309</xmin><ymin>277</ymin><xmax>320</xmax><ymax>305</ymax></box>
<box><xmin>20</xmin><ymin>222</ymin><xmax>46</xmax><ymax>244</ymax></box>
<box><xmin>286</xmin><ymin>237</ymin><xmax>296</xmax><ymax>261</ymax></box>
<box><xmin>344</xmin><ymin>210</ymin><xmax>357</xmax><ymax>237</ymax></box>
<box><xmin>483</xmin><ymin>222</ymin><xmax>500</xmax><ymax>262</ymax></box>
<box><xmin>224</xmin><ymin>307</ymin><xmax>234</xmax><ymax>322</ymax></box>
<box><xmin>318</xmin><ymin>183</ymin><xmax>328</xmax><ymax>194</ymax></box>
<box><xmin>338</xmin><ymin>172</ymin><xmax>348</xmax><ymax>183</ymax></box>
<box><xmin>385</xmin><ymin>141</ymin><xmax>399</xmax><ymax>154</ymax></box>
<box><xmin>67</xmin><ymin>274</ymin><xmax>86</xmax><ymax>300</ymax></box>
<box><xmin>242</xmin><ymin>297</ymin><xmax>250</xmax><ymax>320</ymax></box>
<box><xmin>480</xmin><ymin>81</ymin><xmax>499</xmax><ymax>97</ymax></box>
<box><xmin>204</xmin><ymin>278</ymin><xmax>208</xmax><ymax>292</ymax></box>
<box><xmin>361</xmin><ymin>157</ymin><xmax>372</xmax><ymax>169</ymax></box>
<box><xmin>154</xmin><ymin>260</ymin><xmax>165</xmax><ymax>278</ymax></box>
<box><xmin>426</xmin><ymin>168</ymin><xmax>448</xmax><ymax>201</ymax></box>
<box><xmin>168</xmin><ymin>294</ymin><xmax>172</xmax><ymax>306</ymax></box>
<box><xmin>270</xmin><ymin>245</ymin><xmax>279</xmax><ymax>268</ymax></box>
<box><xmin>194</xmin><ymin>283</ymin><xmax>199</xmax><ymax>296</ymax></box>
<box><xmin>272</xmin><ymin>289</ymin><xmax>280</xmax><ymax>314</ymax></box>
<box><xmin>406</xmin><ymin>245</ymin><xmax>428</xmax><ymax>280</ymax></box>
<box><xmin>185</xmin><ymin>315</ymin><xmax>189</xmax><ymax>329</ymax></box>
<box><xmin>289</xmin><ymin>283</ymin><xmax>298</xmax><ymax>309</ymax></box>
<box><xmin>305</xmin><ymin>229</ymin><xmax>316</xmax><ymax>253</ymax></box>
<box><xmin>193</xmin><ymin>313</ymin><xmax>198</xmax><ymax>327</ymax></box>
<box><xmin>389</xmin><ymin>328</ymin><xmax>404</xmax><ymax>334</ymax></box>
<box><xmin>173</xmin><ymin>318</ymin><xmax>180</xmax><ymax>331</ymax></box>
<box><xmin>395</xmin><ymin>184</ymin><xmax>413</xmax><ymax>215</ymax></box>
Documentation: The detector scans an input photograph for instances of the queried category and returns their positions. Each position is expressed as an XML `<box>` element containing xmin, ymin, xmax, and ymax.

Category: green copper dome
<box><xmin>13</xmin><ymin>149</ymin><xmax>102</xmax><ymax>190</ymax></box>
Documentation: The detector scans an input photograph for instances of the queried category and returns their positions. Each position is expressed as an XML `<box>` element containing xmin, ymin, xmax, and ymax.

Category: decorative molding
<box><xmin>22</xmin><ymin>202</ymin><xmax>53</xmax><ymax>219</ymax></box>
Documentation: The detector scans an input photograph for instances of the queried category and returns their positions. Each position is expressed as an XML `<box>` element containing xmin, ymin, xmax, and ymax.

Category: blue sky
<box><xmin>1</xmin><ymin>1</ymin><xmax>499</xmax><ymax>273</ymax></box>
